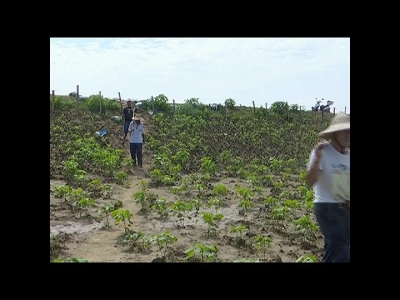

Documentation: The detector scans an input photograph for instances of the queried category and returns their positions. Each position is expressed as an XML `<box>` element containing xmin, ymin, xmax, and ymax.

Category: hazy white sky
<box><xmin>50</xmin><ymin>37</ymin><xmax>350</xmax><ymax>113</ymax></box>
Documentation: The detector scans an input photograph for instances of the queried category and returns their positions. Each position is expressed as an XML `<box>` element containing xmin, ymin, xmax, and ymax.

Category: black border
<box><xmin>46</xmin><ymin>35</ymin><xmax>357</xmax><ymax>287</ymax></box>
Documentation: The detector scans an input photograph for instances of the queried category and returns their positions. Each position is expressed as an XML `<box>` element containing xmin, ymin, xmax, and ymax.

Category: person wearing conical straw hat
<box><xmin>305</xmin><ymin>112</ymin><xmax>350</xmax><ymax>263</ymax></box>
<box><xmin>128</xmin><ymin>115</ymin><xmax>145</xmax><ymax>168</ymax></box>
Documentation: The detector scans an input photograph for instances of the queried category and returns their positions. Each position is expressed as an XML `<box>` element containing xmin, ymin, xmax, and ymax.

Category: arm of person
<box><xmin>128</xmin><ymin>121</ymin><xmax>133</xmax><ymax>134</ymax></box>
<box><xmin>305</xmin><ymin>142</ymin><xmax>327</xmax><ymax>187</ymax></box>
<box><xmin>305</xmin><ymin>143</ymin><xmax>325</xmax><ymax>187</ymax></box>
<box><xmin>305</xmin><ymin>152</ymin><xmax>321</xmax><ymax>187</ymax></box>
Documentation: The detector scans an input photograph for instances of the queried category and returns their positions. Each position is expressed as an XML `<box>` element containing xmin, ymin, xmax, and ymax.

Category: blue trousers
<box><xmin>314</xmin><ymin>203</ymin><xmax>350</xmax><ymax>262</ymax></box>
<box><xmin>124</xmin><ymin>121</ymin><xmax>131</xmax><ymax>135</ymax></box>
<box><xmin>130</xmin><ymin>143</ymin><xmax>143</xmax><ymax>166</ymax></box>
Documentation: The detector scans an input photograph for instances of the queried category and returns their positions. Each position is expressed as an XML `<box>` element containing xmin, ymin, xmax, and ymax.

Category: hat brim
<box><xmin>319</xmin><ymin>124</ymin><xmax>350</xmax><ymax>139</ymax></box>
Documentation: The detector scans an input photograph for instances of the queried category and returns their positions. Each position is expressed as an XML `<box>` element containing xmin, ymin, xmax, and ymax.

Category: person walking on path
<box><xmin>128</xmin><ymin>115</ymin><xmax>145</xmax><ymax>168</ymax></box>
<box><xmin>305</xmin><ymin>112</ymin><xmax>350</xmax><ymax>262</ymax></box>
<box><xmin>122</xmin><ymin>99</ymin><xmax>134</xmax><ymax>140</ymax></box>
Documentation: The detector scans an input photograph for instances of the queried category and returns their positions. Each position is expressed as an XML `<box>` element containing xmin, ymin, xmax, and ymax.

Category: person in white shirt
<box><xmin>305</xmin><ymin>112</ymin><xmax>350</xmax><ymax>262</ymax></box>
<box><xmin>128</xmin><ymin>115</ymin><xmax>145</xmax><ymax>168</ymax></box>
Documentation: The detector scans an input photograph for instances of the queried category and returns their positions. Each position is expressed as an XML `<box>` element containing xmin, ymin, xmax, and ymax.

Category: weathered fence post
<box><xmin>76</xmin><ymin>85</ymin><xmax>79</xmax><ymax>112</ymax></box>
<box><xmin>118</xmin><ymin>92</ymin><xmax>123</xmax><ymax>117</ymax></box>
<box><xmin>286</xmin><ymin>101</ymin><xmax>289</xmax><ymax>121</ymax></box>
<box><xmin>52</xmin><ymin>90</ymin><xmax>55</xmax><ymax>113</ymax></box>
<box><xmin>99</xmin><ymin>91</ymin><xmax>102</xmax><ymax>114</ymax></box>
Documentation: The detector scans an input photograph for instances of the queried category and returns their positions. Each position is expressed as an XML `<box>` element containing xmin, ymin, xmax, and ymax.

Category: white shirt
<box><xmin>128</xmin><ymin>122</ymin><xmax>145</xmax><ymax>143</ymax></box>
<box><xmin>307</xmin><ymin>143</ymin><xmax>350</xmax><ymax>203</ymax></box>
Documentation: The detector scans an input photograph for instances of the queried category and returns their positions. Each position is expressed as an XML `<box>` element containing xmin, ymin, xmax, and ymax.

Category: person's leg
<box><xmin>136</xmin><ymin>143</ymin><xmax>143</xmax><ymax>167</ymax></box>
<box><xmin>314</xmin><ymin>203</ymin><xmax>350</xmax><ymax>262</ymax></box>
<box><xmin>129</xmin><ymin>143</ymin><xmax>137</xmax><ymax>166</ymax></box>
<box><xmin>123</xmin><ymin>121</ymin><xmax>130</xmax><ymax>139</ymax></box>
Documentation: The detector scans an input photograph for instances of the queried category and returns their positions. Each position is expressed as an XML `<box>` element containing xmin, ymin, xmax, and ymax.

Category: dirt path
<box><xmin>60</xmin><ymin>171</ymin><xmax>152</xmax><ymax>262</ymax></box>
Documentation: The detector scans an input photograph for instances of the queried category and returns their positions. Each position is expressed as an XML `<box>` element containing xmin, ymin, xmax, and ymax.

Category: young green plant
<box><xmin>184</xmin><ymin>244</ymin><xmax>218</xmax><ymax>262</ymax></box>
<box><xmin>253</xmin><ymin>235</ymin><xmax>273</xmax><ymax>261</ymax></box>
<box><xmin>150</xmin><ymin>231</ymin><xmax>178</xmax><ymax>260</ymax></box>
<box><xmin>151</xmin><ymin>198</ymin><xmax>170</xmax><ymax>218</ymax></box>
<box><xmin>170</xmin><ymin>200</ymin><xmax>193</xmax><ymax>228</ymax></box>
<box><xmin>230</xmin><ymin>224</ymin><xmax>248</xmax><ymax>247</ymax></box>
<box><xmin>201</xmin><ymin>211</ymin><xmax>224</xmax><ymax>236</ymax></box>
<box><xmin>100</xmin><ymin>204</ymin><xmax>114</xmax><ymax>227</ymax></box>
<box><xmin>111</xmin><ymin>209</ymin><xmax>133</xmax><ymax>233</ymax></box>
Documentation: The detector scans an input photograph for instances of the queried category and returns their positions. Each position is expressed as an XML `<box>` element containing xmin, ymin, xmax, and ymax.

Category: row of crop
<box><xmin>146</xmin><ymin>112</ymin><xmax>331</xmax><ymax>173</ymax></box>
<box><xmin>52</xmin><ymin>175</ymin><xmax>319</xmax><ymax>262</ymax></box>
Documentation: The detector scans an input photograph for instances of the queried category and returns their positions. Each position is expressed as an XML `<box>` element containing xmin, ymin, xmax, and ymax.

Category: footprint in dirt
<box><xmin>130</xmin><ymin>167</ymin><xmax>150</xmax><ymax>178</ymax></box>
<box><xmin>122</xmin><ymin>169</ymin><xmax>151</xmax><ymax>195</ymax></box>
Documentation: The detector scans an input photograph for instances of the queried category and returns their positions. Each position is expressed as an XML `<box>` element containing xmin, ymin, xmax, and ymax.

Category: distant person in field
<box><xmin>128</xmin><ymin>115</ymin><xmax>145</xmax><ymax>168</ymax></box>
<box><xmin>305</xmin><ymin>112</ymin><xmax>350</xmax><ymax>262</ymax></box>
<box><xmin>122</xmin><ymin>100</ymin><xmax>134</xmax><ymax>140</ymax></box>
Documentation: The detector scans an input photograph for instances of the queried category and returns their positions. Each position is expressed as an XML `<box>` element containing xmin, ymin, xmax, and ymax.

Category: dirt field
<box><xmin>50</xmin><ymin>168</ymin><xmax>324</xmax><ymax>262</ymax></box>
<box><xmin>50</xmin><ymin>102</ymin><xmax>326</xmax><ymax>263</ymax></box>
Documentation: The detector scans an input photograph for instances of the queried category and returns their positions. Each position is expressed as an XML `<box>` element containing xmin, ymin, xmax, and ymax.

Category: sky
<box><xmin>50</xmin><ymin>38</ymin><xmax>350</xmax><ymax>113</ymax></box>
